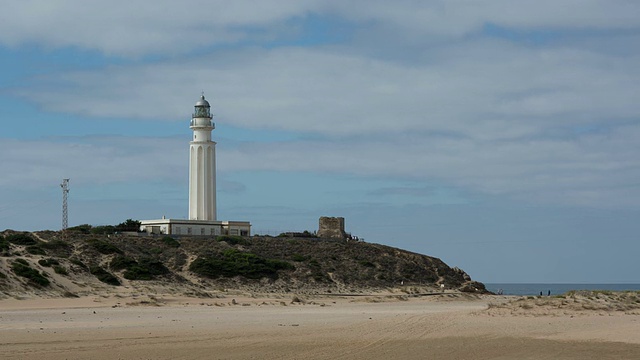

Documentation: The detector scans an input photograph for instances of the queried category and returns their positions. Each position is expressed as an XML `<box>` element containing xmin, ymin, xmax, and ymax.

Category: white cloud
<box><xmin>1</xmin><ymin>1</ymin><xmax>638</xmax><ymax>57</ymax></box>
<box><xmin>18</xmin><ymin>42</ymin><xmax>640</xmax><ymax>140</ymax></box>
<box><xmin>3</xmin><ymin>1</ymin><xmax>640</xmax><ymax>212</ymax></box>
<box><xmin>0</xmin><ymin>136</ymin><xmax>185</xmax><ymax>188</ymax></box>
<box><xmin>217</xmin><ymin>122</ymin><xmax>640</xmax><ymax>208</ymax></box>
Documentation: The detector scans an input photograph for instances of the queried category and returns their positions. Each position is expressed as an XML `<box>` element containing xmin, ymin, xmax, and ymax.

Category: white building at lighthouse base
<box><xmin>140</xmin><ymin>218</ymin><xmax>250</xmax><ymax>237</ymax></box>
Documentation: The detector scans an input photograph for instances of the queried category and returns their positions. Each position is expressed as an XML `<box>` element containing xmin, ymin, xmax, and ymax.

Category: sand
<box><xmin>1</xmin><ymin>294</ymin><xmax>639</xmax><ymax>360</ymax></box>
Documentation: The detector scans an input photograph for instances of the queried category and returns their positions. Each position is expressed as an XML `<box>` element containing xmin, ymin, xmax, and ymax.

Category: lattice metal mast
<box><xmin>60</xmin><ymin>179</ymin><xmax>69</xmax><ymax>230</ymax></box>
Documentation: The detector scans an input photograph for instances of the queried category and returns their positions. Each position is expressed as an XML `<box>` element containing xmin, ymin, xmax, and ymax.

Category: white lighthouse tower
<box><xmin>139</xmin><ymin>94</ymin><xmax>250</xmax><ymax>237</ymax></box>
<box><xmin>189</xmin><ymin>94</ymin><xmax>216</xmax><ymax>221</ymax></box>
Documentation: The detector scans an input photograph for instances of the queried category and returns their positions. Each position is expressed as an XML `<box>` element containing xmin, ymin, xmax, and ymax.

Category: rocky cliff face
<box><xmin>0</xmin><ymin>230</ymin><xmax>488</xmax><ymax>299</ymax></box>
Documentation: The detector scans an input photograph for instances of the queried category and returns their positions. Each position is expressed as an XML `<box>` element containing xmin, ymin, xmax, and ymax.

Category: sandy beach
<box><xmin>1</xmin><ymin>293</ymin><xmax>639</xmax><ymax>360</ymax></box>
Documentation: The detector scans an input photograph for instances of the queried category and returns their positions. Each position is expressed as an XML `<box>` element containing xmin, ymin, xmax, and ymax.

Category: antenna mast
<box><xmin>60</xmin><ymin>179</ymin><xmax>70</xmax><ymax>230</ymax></box>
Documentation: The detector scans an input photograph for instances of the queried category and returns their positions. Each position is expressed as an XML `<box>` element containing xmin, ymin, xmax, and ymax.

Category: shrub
<box><xmin>69</xmin><ymin>258</ymin><xmax>88</xmax><ymax>270</ymax></box>
<box><xmin>123</xmin><ymin>258</ymin><xmax>169</xmax><ymax>281</ymax></box>
<box><xmin>38</xmin><ymin>258</ymin><xmax>60</xmax><ymax>267</ymax></box>
<box><xmin>115</xmin><ymin>219</ymin><xmax>141</xmax><ymax>232</ymax></box>
<box><xmin>87</xmin><ymin>239</ymin><xmax>123</xmax><ymax>255</ymax></box>
<box><xmin>0</xmin><ymin>271</ymin><xmax>6</xmax><ymax>279</ymax></box>
<box><xmin>39</xmin><ymin>240</ymin><xmax>71</xmax><ymax>250</ymax></box>
<box><xmin>189</xmin><ymin>249</ymin><xmax>294</xmax><ymax>280</ymax></box>
<box><xmin>291</xmin><ymin>254</ymin><xmax>308</xmax><ymax>262</ymax></box>
<box><xmin>110</xmin><ymin>256</ymin><xmax>169</xmax><ymax>281</ymax></box>
<box><xmin>6</xmin><ymin>233</ymin><xmax>37</xmax><ymax>245</ymax></box>
<box><xmin>161</xmin><ymin>236</ymin><xmax>180</xmax><ymax>248</ymax></box>
<box><xmin>90</xmin><ymin>225</ymin><xmax>116</xmax><ymax>235</ymax></box>
<box><xmin>216</xmin><ymin>235</ymin><xmax>247</xmax><ymax>245</ymax></box>
<box><xmin>53</xmin><ymin>266</ymin><xmax>68</xmax><ymax>275</ymax></box>
<box><xmin>26</xmin><ymin>245</ymin><xmax>46</xmax><ymax>255</ymax></box>
<box><xmin>0</xmin><ymin>235</ymin><xmax>9</xmax><ymax>251</ymax></box>
<box><xmin>11</xmin><ymin>260</ymin><xmax>50</xmax><ymax>286</ymax></box>
<box><xmin>359</xmin><ymin>260</ymin><xmax>376</xmax><ymax>268</ymax></box>
<box><xmin>89</xmin><ymin>266</ymin><xmax>120</xmax><ymax>286</ymax></box>
<box><xmin>110</xmin><ymin>255</ymin><xmax>138</xmax><ymax>271</ymax></box>
<box><xmin>67</xmin><ymin>224</ymin><xmax>92</xmax><ymax>234</ymax></box>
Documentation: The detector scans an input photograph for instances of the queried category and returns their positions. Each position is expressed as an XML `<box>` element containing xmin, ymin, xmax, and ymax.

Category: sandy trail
<box><xmin>1</xmin><ymin>296</ymin><xmax>639</xmax><ymax>360</ymax></box>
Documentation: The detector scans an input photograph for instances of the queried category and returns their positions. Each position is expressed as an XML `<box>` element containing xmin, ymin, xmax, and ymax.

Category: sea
<box><xmin>485</xmin><ymin>283</ymin><xmax>640</xmax><ymax>296</ymax></box>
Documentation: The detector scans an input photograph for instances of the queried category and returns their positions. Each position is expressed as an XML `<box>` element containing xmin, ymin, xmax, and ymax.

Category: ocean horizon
<box><xmin>484</xmin><ymin>283</ymin><xmax>640</xmax><ymax>296</ymax></box>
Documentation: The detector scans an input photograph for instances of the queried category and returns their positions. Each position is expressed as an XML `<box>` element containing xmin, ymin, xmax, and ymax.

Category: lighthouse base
<box><xmin>139</xmin><ymin>218</ymin><xmax>250</xmax><ymax>236</ymax></box>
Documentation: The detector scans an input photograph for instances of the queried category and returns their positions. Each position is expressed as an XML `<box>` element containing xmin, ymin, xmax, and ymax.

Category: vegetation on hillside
<box><xmin>0</xmin><ymin>229</ymin><xmax>488</xmax><ymax>297</ymax></box>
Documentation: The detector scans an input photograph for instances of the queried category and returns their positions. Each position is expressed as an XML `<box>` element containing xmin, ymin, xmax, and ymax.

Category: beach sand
<box><xmin>1</xmin><ymin>294</ymin><xmax>639</xmax><ymax>359</ymax></box>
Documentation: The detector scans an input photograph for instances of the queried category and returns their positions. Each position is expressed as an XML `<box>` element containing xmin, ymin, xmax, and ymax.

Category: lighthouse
<box><xmin>189</xmin><ymin>94</ymin><xmax>216</xmax><ymax>221</ymax></box>
<box><xmin>139</xmin><ymin>94</ymin><xmax>251</xmax><ymax>237</ymax></box>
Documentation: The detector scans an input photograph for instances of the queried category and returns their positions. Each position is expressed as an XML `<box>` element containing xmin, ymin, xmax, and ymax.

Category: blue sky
<box><xmin>1</xmin><ymin>1</ymin><xmax>639</xmax><ymax>283</ymax></box>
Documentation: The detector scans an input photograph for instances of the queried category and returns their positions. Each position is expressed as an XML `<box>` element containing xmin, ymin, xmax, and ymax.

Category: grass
<box><xmin>11</xmin><ymin>259</ymin><xmax>50</xmax><ymax>287</ymax></box>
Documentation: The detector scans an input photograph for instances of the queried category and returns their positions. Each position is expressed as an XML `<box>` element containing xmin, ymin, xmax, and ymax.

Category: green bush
<box><xmin>161</xmin><ymin>236</ymin><xmax>180</xmax><ymax>248</ymax></box>
<box><xmin>69</xmin><ymin>258</ymin><xmax>88</xmax><ymax>270</ymax></box>
<box><xmin>110</xmin><ymin>255</ymin><xmax>138</xmax><ymax>271</ymax></box>
<box><xmin>359</xmin><ymin>260</ymin><xmax>376</xmax><ymax>268</ymax></box>
<box><xmin>90</xmin><ymin>225</ymin><xmax>116</xmax><ymax>235</ymax></box>
<box><xmin>89</xmin><ymin>266</ymin><xmax>120</xmax><ymax>286</ymax></box>
<box><xmin>115</xmin><ymin>219</ymin><xmax>141</xmax><ymax>232</ymax></box>
<box><xmin>6</xmin><ymin>233</ymin><xmax>37</xmax><ymax>245</ymax></box>
<box><xmin>67</xmin><ymin>224</ymin><xmax>92</xmax><ymax>234</ymax></box>
<box><xmin>38</xmin><ymin>258</ymin><xmax>60</xmax><ymax>267</ymax></box>
<box><xmin>189</xmin><ymin>249</ymin><xmax>294</xmax><ymax>280</ymax></box>
<box><xmin>110</xmin><ymin>256</ymin><xmax>169</xmax><ymax>281</ymax></box>
<box><xmin>40</xmin><ymin>240</ymin><xmax>71</xmax><ymax>250</ymax></box>
<box><xmin>0</xmin><ymin>235</ymin><xmax>8</xmax><ymax>251</ymax></box>
<box><xmin>216</xmin><ymin>235</ymin><xmax>247</xmax><ymax>245</ymax></box>
<box><xmin>87</xmin><ymin>239</ymin><xmax>123</xmax><ymax>255</ymax></box>
<box><xmin>11</xmin><ymin>260</ymin><xmax>50</xmax><ymax>286</ymax></box>
<box><xmin>123</xmin><ymin>258</ymin><xmax>169</xmax><ymax>281</ymax></box>
<box><xmin>291</xmin><ymin>254</ymin><xmax>308</xmax><ymax>262</ymax></box>
<box><xmin>0</xmin><ymin>270</ymin><xmax>7</xmax><ymax>279</ymax></box>
<box><xmin>26</xmin><ymin>245</ymin><xmax>46</xmax><ymax>255</ymax></box>
<box><xmin>53</xmin><ymin>266</ymin><xmax>68</xmax><ymax>275</ymax></box>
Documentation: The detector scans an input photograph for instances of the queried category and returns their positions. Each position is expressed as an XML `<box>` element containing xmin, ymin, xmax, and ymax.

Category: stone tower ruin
<box><xmin>317</xmin><ymin>216</ymin><xmax>347</xmax><ymax>239</ymax></box>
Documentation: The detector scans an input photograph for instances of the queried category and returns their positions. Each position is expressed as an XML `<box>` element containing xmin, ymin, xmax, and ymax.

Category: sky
<box><xmin>1</xmin><ymin>0</ymin><xmax>639</xmax><ymax>283</ymax></box>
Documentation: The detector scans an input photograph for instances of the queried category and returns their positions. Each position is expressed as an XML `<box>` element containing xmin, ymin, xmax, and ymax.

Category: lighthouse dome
<box><xmin>195</xmin><ymin>95</ymin><xmax>210</xmax><ymax>107</ymax></box>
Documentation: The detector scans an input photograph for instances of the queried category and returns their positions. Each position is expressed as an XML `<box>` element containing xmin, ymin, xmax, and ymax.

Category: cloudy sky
<box><xmin>1</xmin><ymin>1</ymin><xmax>639</xmax><ymax>283</ymax></box>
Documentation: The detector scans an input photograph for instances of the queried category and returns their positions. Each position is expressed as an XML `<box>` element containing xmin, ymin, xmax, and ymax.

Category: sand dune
<box><xmin>1</xmin><ymin>293</ymin><xmax>639</xmax><ymax>359</ymax></box>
